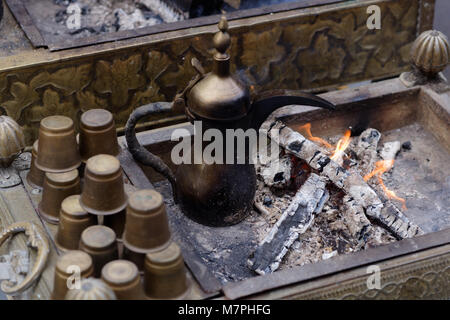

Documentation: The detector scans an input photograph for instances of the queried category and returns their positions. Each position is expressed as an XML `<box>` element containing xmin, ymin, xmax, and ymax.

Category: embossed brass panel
<box><xmin>0</xmin><ymin>0</ymin><xmax>435</xmax><ymax>145</ymax></box>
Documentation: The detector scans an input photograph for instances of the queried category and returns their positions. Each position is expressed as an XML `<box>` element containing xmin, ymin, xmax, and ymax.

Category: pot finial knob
<box><xmin>213</xmin><ymin>16</ymin><xmax>231</xmax><ymax>58</ymax></box>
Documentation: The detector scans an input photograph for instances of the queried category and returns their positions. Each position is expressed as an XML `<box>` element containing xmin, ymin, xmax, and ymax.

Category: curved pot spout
<box><xmin>249</xmin><ymin>89</ymin><xmax>335</xmax><ymax>131</ymax></box>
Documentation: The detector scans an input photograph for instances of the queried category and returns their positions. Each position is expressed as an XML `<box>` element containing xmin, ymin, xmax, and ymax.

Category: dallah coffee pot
<box><xmin>126</xmin><ymin>16</ymin><xmax>334</xmax><ymax>227</ymax></box>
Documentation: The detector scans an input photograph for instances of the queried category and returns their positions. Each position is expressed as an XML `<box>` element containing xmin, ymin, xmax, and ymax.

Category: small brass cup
<box><xmin>36</xmin><ymin>116</ymin><xmax>81</xmax><ymax>173</ymax></box>
<box><xmin>101</xmin><ymin>260</ymin><xmax>144</xmax><ymax>300</ymax></box>
<box><xmin>39</xmin><ymin>170</ymin><xmax>81</xmax><ymax>224</ymax></box>
<box><xmin>80</xmin><ymin>154</ymin><xmax>127</xmax><ymax>215</ymax></box>
<box><xmin>26</xmin><ymin>139</ymin><xmax>45</xmax><ymax>188</ymax></box>
<box><xmin>56</xmin><ymin>195</ymin><xmax>97</xmax><ymax>251</ymax></box>
<box><xmin>79</xmin><ymin>225</ymin><xmax>118</xmax><ymax>277</ymax></box>
<box><xmin>79</xmin><ymin>109</ymin><xmax>120</xmax><ymax>162</ymax></box>
<box><xmin>143</xmin><ymin>242</ymin><xmax>189</xmax><ymax>299</ymax></box>
<box><xmin>123</xmin><ymin>189</ymin><xmax>171</xmax><ymax>253</ymax></box>
<box><xmin>52</xmin><ymin>250</ymin><xmax>94</xmax><ymax>300</ymax></box>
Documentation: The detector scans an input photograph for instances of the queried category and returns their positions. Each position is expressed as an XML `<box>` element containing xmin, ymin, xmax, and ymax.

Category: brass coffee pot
<box><xmin>126</xmin><ymin>16</ymin><xmax>334</xmax><ymax>227</ymax></box>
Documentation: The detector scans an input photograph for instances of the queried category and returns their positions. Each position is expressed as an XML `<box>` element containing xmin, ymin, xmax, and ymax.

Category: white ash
<box><xmin>250</xmin><ymin>124</ymin><xmax>419</xmax><ymax>273</ymax></box>
<box><xmin>249</xmin><ymin>174</ymin><xmax>328</xmax><ymax>274</ymax></box>
<box><xmin>354</xmin><ymin>128</ymin><xmax>381</xmax><ymax>175</ymax></box>
<box><xmin>139</xmin><ymin>0</ymin><xmax>186</xmax><ymax>23</ymax></box>
<box><xmin>255</xmin><ymin>151</ymin><xmax>292</xmax><ymax>189</ymax></box>
<box><xmin>380</xmin><ymin>141</ymin><xmax>401</xmax><ymax>162</ymax></box>
<box><xmin>54</xmin><ymin>0</ymin><xmax>182</xmax><ymax>35</ymax></box>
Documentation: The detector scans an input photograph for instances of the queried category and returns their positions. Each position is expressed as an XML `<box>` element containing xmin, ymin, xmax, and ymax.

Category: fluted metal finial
<box><xmin>411</xmin><ymin>30</ymin><xmax>449</xmax><ymax>76</ymax></box>
<box><xmin>213</xmin><ymin>16</ymin><xmax>231</xmax><ymax>57</ymax></box>
<box><xmin>0</xmin><ymin>115</ymin><xmax>25</xmax><ymax>168</ymax></box>
<box><xmin>400</xmin><ymin>30</ymin><xmax>450</xmax><ymax>89</ymax></box>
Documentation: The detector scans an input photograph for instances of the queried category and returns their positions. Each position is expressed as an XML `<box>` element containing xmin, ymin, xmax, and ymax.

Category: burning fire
<box><xmin>297</xmin><ymin>123</ymin><xmax>407</xmax><ymax>210</ymax></box>
<box><xmin>330</xmin><ymin>129</ymin><xmax>351</xmax><ymax>161</ymax></box>
<box><xmin>297</xmin><ymin>123</ymin><xmax>333</xmax><ymax>149</ymax></box>
<box><xmin>364</xmin><ymin>160</ymin><xmax>407</xmax><ymax>210</ymax></box>
<box><xmin>297</xmin><ymin>123</ymin><xmax>352</xmax><ymax>161</ymax></box>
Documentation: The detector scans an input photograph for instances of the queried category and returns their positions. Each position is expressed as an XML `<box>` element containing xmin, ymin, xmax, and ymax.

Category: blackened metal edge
<box><xmin>222</xmin><ymin>228</ymin><xmax>450</xmax><ymax>300</ymax></box>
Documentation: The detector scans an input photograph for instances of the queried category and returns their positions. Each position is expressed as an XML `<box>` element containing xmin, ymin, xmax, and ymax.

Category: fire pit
<box><xmin>119</xmin><ymin>76</ymin><xmax>450</xmax><ymax>298</ymax></box>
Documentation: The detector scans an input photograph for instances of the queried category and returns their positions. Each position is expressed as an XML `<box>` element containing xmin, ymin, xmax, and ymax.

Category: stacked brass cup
<box><xmin>36</xmin><ymin>115</ymin><xmax>81</xmax><ymax>224</ymax></box>
<box><xmin>122</xmin><ymin>189</ymin><xmax>172</xmax><ymax>270</ymax></box>
<box><xmin>36</xmin><ymin>110</ymin><xmax>190</xmax><ymax>300</ymax></box>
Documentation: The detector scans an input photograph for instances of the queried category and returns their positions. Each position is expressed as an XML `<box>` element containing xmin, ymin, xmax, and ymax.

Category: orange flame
<box><xmin>330</xmin><ymin>129</ymin><xmax>351</xmax><ymax>161</ymax></box>
<box><xmin>297</xmin><ymin>123</ymin><xmax>333</xmax><ymax>149</ymax></box>
<box><xmin>364</xmin><ymin>160</ymin><xmax>407</xmax><ymax>210</ymax></box>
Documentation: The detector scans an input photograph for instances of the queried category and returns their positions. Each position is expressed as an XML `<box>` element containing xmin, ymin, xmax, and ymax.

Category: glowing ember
<box><xmin>297</xmin><ymin>123</ymin><xmax>333</xmax><ymax>149</ymax></box>
<box><xmin>364</xmin><ymin>160</ymin><xmax>407</xmax><ymax>210</ymax></box>
<box><xmin>330</xmin><ymin>129</ymin><xmax>352</xmax><ymax>161</ymax></box>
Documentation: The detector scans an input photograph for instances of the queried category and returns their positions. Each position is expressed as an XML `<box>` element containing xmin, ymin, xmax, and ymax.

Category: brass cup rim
<box><xmin>86</xmin><ymin>154</ymin><xmax>120</xmax><ymax>177</ymax></box>
<box><xmin>60</xmin><ymin>195</ymin><xmax>88</xmax><ymax>218</ymax></box>
<box><xmin>45</xmin><ymin>170</ymin><xmax>79</xmax><ymax>186</ymax></box>
<box><xmin>35</xmin><ymin>161</ymin><xmax>81</xmax><ymax>174</ymax></box>
<box><xmin>80</xmin><ymin>199</ymin><xmax>127</xmax><ymax>216</ymax></box>
<box><xmin>56</xmin><ymin>250</ymin><xmax>93</xmax><ymax>276</ymax></box>
<box><xmin>101</xmin><ymin>260</ymin><xmax>139</xmax><ymax>286</ymax></box>
<box><xmin>122</xmin><ymin>237</ymin><xmax>171</xmax><ymax>254</ymax></box>
<box><xmin>40</xmin><ymin>116</ymin><xmax>74</xmax><ymax>133</ymax></box>
<box><xmin>145</xmin><ymin>242</ymin><xmax>181</xmax><ymax>268</ymax></box>
<box><xmin>81</xmin><ymin>225</ymin><xmax>116</xmax><ymax>251</ymax></box>
<box><xmin>81</xmin><ymin>109</ymin><xmax>114</xmax><ymax>131</ymax></box>
<box><xmin>127</xmin><ymin>189</ymin><xmax>163</xmax><ymax>215</ymax></box>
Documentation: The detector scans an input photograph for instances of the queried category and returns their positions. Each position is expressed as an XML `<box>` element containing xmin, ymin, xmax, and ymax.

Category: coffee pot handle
<box><xmin>125</xmin><ymin>102</ymin><xmax>178</xmax><ymax>199</ymax></box>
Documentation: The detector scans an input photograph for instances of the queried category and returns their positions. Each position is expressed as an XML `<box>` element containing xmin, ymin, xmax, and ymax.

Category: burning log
<box><xmin>261</xmin><ymin>120</ymin><xmax>422</xmax><ymax>240</ymax></box>
<box><xmin>255</xmin><ymin>152</ymin><xmax>292</xmax><ymax>189</ymax></box>
<box><xmin>353</xmin><ymin>128</ymin><xmax>381</xmax><ymax>176</ymax></box>
<box><xmin>248</xmin><ymin>173</ymin><xmax>329</xmax><ymax>275</ymax></box>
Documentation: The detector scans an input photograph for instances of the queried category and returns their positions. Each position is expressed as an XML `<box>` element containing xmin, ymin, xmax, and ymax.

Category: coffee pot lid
<box><xmin>186</xmin><ymin>16</ymin><xmax>250</xmax><ymax>121</ymax></box>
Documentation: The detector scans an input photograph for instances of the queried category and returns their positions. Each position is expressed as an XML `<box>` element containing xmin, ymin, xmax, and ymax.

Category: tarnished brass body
<box><xmin>36</xmin><ymin>116</ymin><xmax>81</xmax><ymax>173</ymax></box>
<box><xmin>39</xmin><ymin>170</ymin><xmax>81</xmax><ymax>224</ymax></box>
<box><xmin>26</xmin><ymin>140</ymin><xmax>45</xmax><ymax>188</ymax></box>
<box><xmin>79</xmin><ymin>109</ymin><xmax>120</xmax><ymax>162</ymax></box>
<box><xmin>55</xmin><ymin>195</ymin><xmax>97</xmax><ymax>251</ymax></box>
<box><xmin>123</xmin><ymin>189</ymin><xmax>171</xmax><ymax>253</ymax></box>
<box><xmin>125</xmin><ymin>17</ymin><xmax>334</xmax><ymax>226</ymax></box>
<box><xmin>144</xmin><ymin>242</ymin><xmax>189</xmax><ymax>299</ymax></box>
<box><xmin>79</xmin><ymin>225</ymin><xmax>118</xmax><ymax>277</ymax></box>
<box><xmin>65</xmin><ymin>278</ymin><xmax>117</xmax><ymax>300</ymax></box>
<box><xmin>0</xmin><ymin>115</ymin><xmax>25</xmax><ymax>167</ymax></box>
<box><xmin>52</xmin><ymin>250</ymin><xmax>94</xmax><ymax>300</ymax></box>
<box><xmin>80</xmin><ymin>154</ymin><xmax>127</xmax><ymax>215</ymax></box>
<box><xmin>101</xmin><ymin>260</ymin><xmax>144</xmax><ymax>300</ymax></box>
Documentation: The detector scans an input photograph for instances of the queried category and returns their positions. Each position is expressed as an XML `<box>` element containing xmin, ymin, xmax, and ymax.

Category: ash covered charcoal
<box><xmin>380</xmin><ymin>141</ymin><xmax>401</xmax><ymax>161</ymax></box>
<box><xmin>248</xmin><ymin>173</ymin><xmax>329</xmax><ymax>274</ymax></box>
<box><xmin>261</xmin><ymin>119</ymin><xmax>422</xmax><ymax>240</ymax></box>
<box><xmin>53</xmin><ymin>0</ymin><xmax>179</xmax><ymax>35</ymax></box>
<box><xmin>255</xmin><ymin>151</ymin><xmax>292</xmax><ymax>189</ymax></box>
<box><xmin>354</xmin><ymin>128</ymin><xmax>381</xmax><ymax>176</ymax></box>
